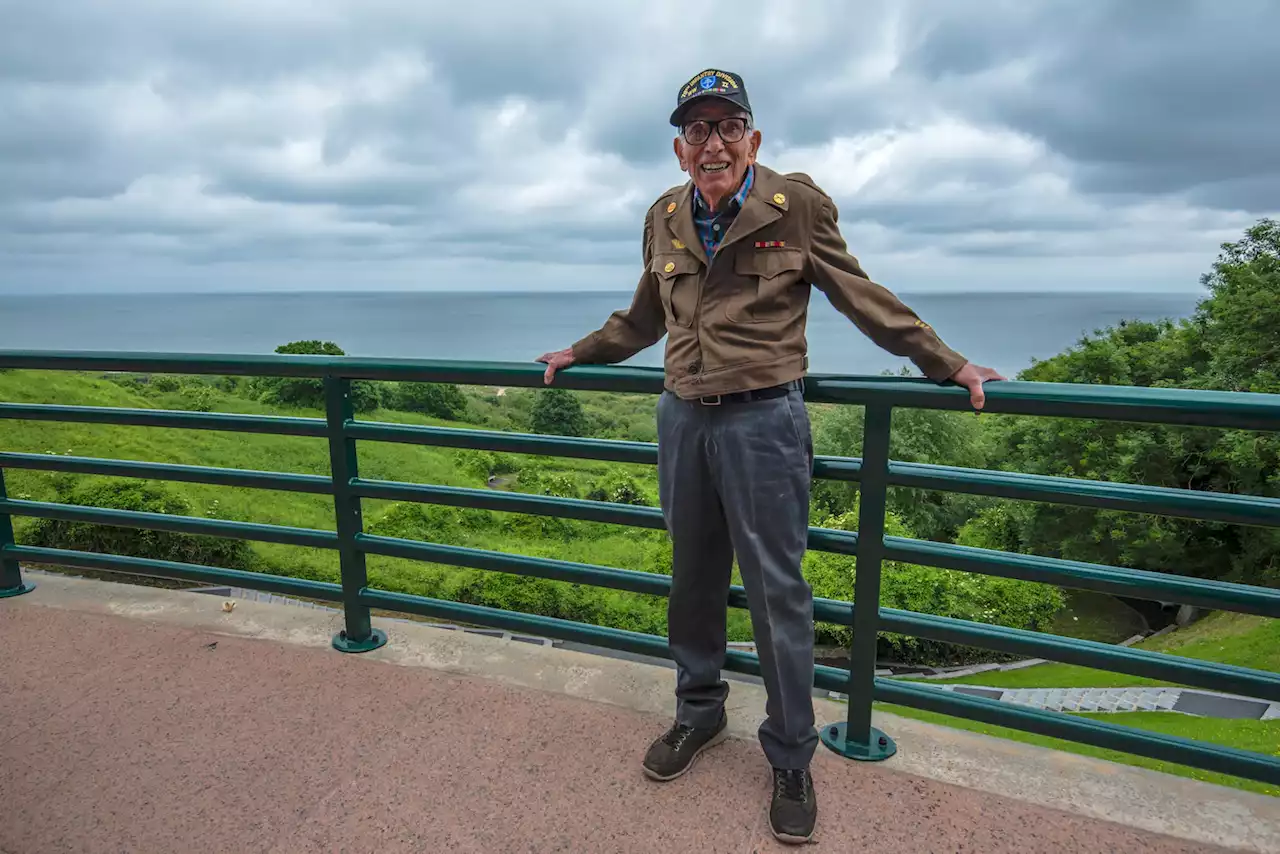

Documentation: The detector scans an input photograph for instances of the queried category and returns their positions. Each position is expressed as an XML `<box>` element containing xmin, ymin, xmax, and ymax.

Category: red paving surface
<box><xmin>0</xmin><ymin>605</ymin><xmax>1239</xmax><ymax>854</ymax></box>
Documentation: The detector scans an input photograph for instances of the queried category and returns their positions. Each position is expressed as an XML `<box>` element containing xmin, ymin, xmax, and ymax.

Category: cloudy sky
<box><xmin>2</xmin><ymin>0</ymin><xmax>1277</xmax><ymax>295</ymax></box>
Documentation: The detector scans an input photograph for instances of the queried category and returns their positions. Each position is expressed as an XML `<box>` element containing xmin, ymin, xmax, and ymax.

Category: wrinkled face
<box><xmin>673</xmin><ymin>98</ymin><xmax>761</xmax><ymax>209</ymax></box>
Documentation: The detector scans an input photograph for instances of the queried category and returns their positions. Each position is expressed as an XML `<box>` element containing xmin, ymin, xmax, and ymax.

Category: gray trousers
<box><xmin>656</xmin><ymin>384</ymin><xmax>818</xmax><ymax>769</ymax></box>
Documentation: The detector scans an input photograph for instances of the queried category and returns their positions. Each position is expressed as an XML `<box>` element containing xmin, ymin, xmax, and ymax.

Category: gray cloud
<box><xmin>0</xmin><ymin>0</ymin><xmax>1277</xmax><ymax>295</ymax></box>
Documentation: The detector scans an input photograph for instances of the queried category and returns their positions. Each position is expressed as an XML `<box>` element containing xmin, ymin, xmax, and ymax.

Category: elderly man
<box><xmin>537</xmin><ymin>68</ymin><xmax>1002</xmax><ymax>843</ymax></box>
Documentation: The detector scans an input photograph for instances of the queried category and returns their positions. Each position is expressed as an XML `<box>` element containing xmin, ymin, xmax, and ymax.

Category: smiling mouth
<box><xmin>699</xmin><ymin>163</ymin><xmax>729</xmax><ymax>174</ymax></box>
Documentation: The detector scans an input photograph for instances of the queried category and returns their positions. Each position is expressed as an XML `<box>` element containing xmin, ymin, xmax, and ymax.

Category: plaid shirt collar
<box><xmin>692</xmin><ymin>164</ymin><xmax>754</xmax><ymax>214</ymax></box>
<box><xmin>691</xmin><ymin>165</ymin><xmax>754</xmax><ymax>256</ymax></box>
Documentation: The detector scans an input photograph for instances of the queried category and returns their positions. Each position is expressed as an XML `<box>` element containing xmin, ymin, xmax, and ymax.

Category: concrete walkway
<box><xmin>3</xmin><ymin>574</ymin><xmax>1278</xmax><ymax>853</ymax></box>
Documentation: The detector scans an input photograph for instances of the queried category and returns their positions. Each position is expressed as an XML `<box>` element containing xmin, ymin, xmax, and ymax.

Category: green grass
<box><xmin>1048</xmin><ymin>589</ymin><xmax>1148</xmax><ymax>643</ymax></box>
<box><xmin>876</xmin><ymin>703</ymin><xmax>1280</xmax><ymax>797</ymax></box>
<box><xmin>0</xmin><ymin>369</ymin><xmax>733</xmax><ymax>636</ymax></box>
<box><xmin>908</xmin><ymin>611</ymin><xmax>1280</xmax><ymax>690</ymax></box>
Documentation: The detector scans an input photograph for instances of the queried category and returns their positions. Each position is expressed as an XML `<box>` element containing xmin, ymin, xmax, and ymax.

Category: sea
<box><xmin>0</xmin><ymin>290</ymin><xmax>1201</xmax><ymax>379</ymax></box>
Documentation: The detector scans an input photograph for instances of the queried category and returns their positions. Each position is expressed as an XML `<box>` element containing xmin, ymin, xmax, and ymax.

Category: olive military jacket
<box><xmin>570</xmin><ymin>163</ymin><xmax>967</xmax><ymax>399</ymax></box>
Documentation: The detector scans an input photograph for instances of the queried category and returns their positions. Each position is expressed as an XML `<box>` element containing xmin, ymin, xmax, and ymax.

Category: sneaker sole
<box><xmin>641</xmin><ymin>726</ymin><xmax>729</xmax><ymax>782</ymax></box>
<box><xmin>769</xmin><ymin>824</ymin><xmax>814</xmax><ymax>845</ymax></box>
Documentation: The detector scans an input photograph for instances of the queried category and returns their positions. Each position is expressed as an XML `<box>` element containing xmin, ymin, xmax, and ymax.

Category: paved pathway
<box><xmin>1</xmin><ymin>602</ymin><xmax>1248</xmax><ymax>853</ymax></box>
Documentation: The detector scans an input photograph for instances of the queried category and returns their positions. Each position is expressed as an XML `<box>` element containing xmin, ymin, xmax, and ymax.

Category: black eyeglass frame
<box><xmin>679</xmin><ymin>116</ymin><xmax>752</xmax><ymax>145</ymax></box>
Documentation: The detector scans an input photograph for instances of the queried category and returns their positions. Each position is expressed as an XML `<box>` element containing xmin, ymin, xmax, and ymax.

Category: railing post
<box><xmin>822</xmin><ymin>403</ymin><xmax>897</xmax><ymax>761</ymax></box>
<box><xmin>0</xmin><ymin>468</ymin><xmax>35</xmax><ymax>598</ymax></box>
<box><xmin>325</xmin><ymin>375</ymin><xmax>387</xmax><ymax>653</ymax></box>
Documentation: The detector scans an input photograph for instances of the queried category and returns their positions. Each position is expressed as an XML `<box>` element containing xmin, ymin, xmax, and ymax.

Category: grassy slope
<box><xmin>885</xmin><ymin>611</ymin><xmax>1280</xmax><ymax>796</ymax></box>
<box><xmin>875</xmin><ymin>704</ymin><xmax>1280</xmax><ymax>797</ymax></box>
<box><xmin>911</xmin><ymin>610</ymin><xmax>1280</xmax><ymax>690</ymax></box>
<box><xmin>0</xmin><ymin>370</ymin><xmax>738</xmax><ymax>635</ymax></box>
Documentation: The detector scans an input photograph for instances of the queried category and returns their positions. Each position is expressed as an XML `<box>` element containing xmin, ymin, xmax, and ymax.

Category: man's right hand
<box><xmin>536</xmin><ymin>347</ymin><xmax>576</xmax><ymax>384</ymax></box>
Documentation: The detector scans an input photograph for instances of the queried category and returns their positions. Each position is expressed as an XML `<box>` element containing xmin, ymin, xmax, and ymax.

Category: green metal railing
<box><xmin>1</xmin><ymin>350</ymin><xmax>1278</xmax><ymax>786</ymax></box>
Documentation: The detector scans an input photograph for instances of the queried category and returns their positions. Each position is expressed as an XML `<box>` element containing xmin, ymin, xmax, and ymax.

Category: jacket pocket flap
<box><xmin>734</xmin><ymin>247</ymin><xmax>804</xmax><ymax>278</ymax></box>
<box><xmin>653</xmin><ymin>254</ymin><xmax>701</xmax><ymax>278</ymax></box>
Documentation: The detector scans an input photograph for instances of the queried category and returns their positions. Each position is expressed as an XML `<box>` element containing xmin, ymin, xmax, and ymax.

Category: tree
<box><xmin>976</xmin><ymin>219</ymin><xmax>1280</xmax><ymax>588</ymax></box>
<box><xmin>247</xmin><ymin>341</ymin><xmax>385</xmax><ymax>413</ymax></box>
<box><xmin>394</xmin><ymin>382</ymin><xmax>469</xmax><ymax>420</ymax></box>
<box><xmin>810</xmin><ymin>378</ymin><xmax>991</xmax><ymax>542</ymax></box>
<box><xmin>529</xmin><ymin>388</ymin><xmax>589</xmax><ymax>437</ymax></box>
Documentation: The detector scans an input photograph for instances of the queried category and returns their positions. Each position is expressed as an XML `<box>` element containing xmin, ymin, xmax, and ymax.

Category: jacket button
<box><xmin>688</xmin><ymin>361</ymin><xmax>701</xmax><ymax>374</ymax></box>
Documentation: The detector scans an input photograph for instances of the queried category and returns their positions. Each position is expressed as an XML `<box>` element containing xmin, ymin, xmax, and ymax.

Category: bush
<box><xmin>26</xmin><ymin>480</ymin><xmax>254</xmax><ymax>570</ymax></box>
<box><xmin>245</xmin><ymin>341</ymin><xmax>385</xmax><ymax>413</ymax></box>
<box><xmin>394</xmin><ymin>382</ymin><xmax>469</xmax><ymax>420</ymax></box>
<box><xmin>179</xmin><ymin>383</ymin><xmax>217</xmax><ymax>412</ymax></box>
<box><xmin>529</xmin><ymin>388</ymin><xmax>589</xmax><ymax>436</ymax></box>
<box><xmin>585</xmin><ymin>474</ymin><xmax>651</xmax><ymax>506</ymax></box>
<box><xmin>804</xmin><ymin>506</ymin><xmax>1064</xmax><ymax>664</ymax></box>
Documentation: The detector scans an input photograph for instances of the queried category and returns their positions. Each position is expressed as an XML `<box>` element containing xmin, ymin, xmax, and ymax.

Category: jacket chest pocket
<box><xmin>653</xmin><ymin>253</ymin><xmax>700</xmax><ymax>328</ymax></box>
<box><xmin>727</xmin><ymin>247</ymin><xmax>806</xmax><ymax>323</ymax></box>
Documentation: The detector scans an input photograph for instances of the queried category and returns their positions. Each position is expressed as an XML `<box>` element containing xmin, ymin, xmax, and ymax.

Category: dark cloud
<box><xmin>0</xmin><ymin>0</ymin><xmax>1277</xmax><ymax>294</ymax></box>
<box><xmin>899</xmin><ymin>0</ymin><xmax>1280</xmax><ymax>210</ymax></box>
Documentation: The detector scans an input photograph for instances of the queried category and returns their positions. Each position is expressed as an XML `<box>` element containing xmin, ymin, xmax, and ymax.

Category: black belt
<box><xmin>698</xmin><ymin>381</ymin><xmax>799</xmax><ymax>406</ymax></box>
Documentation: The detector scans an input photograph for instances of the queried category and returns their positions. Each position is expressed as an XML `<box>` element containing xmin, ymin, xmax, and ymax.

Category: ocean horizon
<box><xmin>0</xmin><ymin>289</ymin><xmax>1202</xmax><ymax>380</ymax></box>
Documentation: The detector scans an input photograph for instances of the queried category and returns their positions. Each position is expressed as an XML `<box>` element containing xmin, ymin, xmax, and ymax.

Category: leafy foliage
<box><xmin>975</xmin><ymin>219</ymin><xmax>1280</xmax><ymax>587</ymax></box>
<box><xmin>246</xmin><ymin>341</ymin><xmax>386</xmax><ymax>412</ymax></box>
<box><xmin>393</xmin><ymin>382</ymin><xmax>469</xmax><ymax>420</ymax></box>
<box><xmin>810</xmin><ymin>392</ymin><xmax>991</xmax><ymax>541</ymax></box>
<box><xmin>529</xmin><ymin>387</ymin><xmax>589</xmax><ymax>436</ymax></box>
<box><xmin>804</xmin><ymin>503</ymin><xmax>1064</xmax><ymax>663</ymax></box>
<box><xmin>26</xmin><ymin>479</ymin><xmax>254</xmax><ymax>570</ymax></box>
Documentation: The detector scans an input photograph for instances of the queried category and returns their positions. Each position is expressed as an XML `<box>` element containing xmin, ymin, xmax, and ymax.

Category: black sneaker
<box><xmin>769</xmin><ymin>766</ymin><xmax>816</xmax><ymax>844</ymax></box>
<box><xmin>641</xmin><ymin>713</ymin><xmax>728</xmax><ymax>781</ymax></box>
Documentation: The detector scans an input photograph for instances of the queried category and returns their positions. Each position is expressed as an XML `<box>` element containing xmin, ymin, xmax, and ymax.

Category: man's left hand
<box><xmin>949</xmin><ymin>362</ymin><xmax>1006</xmax><ymax>411</ymax></box>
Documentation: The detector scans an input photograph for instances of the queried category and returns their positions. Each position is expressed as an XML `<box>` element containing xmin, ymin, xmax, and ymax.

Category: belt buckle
<box><xmin>699</xmin><ymin>394</ymin><xmax>722</xmax><ymax>406</ymax></box>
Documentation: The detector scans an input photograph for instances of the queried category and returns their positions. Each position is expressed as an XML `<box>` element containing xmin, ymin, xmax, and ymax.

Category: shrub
<box><xmin>246</xmin><ymin>341</ymin><xmax>385</xmax><ymax>413</ymax></box>
<box><xmin>26</xmin><ymin>480</ymin><xmax>254</xmax><ymax>570</ymax></box>
<box><xmin>804</xmin><ymin>507</ymin><xmax>1064</xmax><ymax>664</ymax></box>
<box><xmin>394</xmin><ymin>382</ymin><xmax>469</xmax><ymax>420</ymax></box>
<box><xmin>585</xmin><ymin>474</ymin><xmax>651</xmax><ymax>506</ymax></box>
<box><xmin>529</xmin><ymin>388</ymin><xmax>588</xmax><ymax>436</ymax></box>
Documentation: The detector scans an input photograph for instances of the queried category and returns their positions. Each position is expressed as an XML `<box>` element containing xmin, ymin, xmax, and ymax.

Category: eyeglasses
<box><xmin>680</xmin><ymin>117</ymin><xmax>750</xmax><ymax>145</ymax></box>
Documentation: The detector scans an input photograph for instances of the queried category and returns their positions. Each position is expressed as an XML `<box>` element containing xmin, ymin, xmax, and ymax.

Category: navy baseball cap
<box><xmin>669</xmin><ymin>69</ymin><xmax>752</xmax><ymax>126</ymax></box>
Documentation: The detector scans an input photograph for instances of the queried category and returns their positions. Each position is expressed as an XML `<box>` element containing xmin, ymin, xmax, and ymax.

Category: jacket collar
<box><xmin>664</xmin><ymin>163</ymin><xmax>788</xmax><ymax>266</ymax></box>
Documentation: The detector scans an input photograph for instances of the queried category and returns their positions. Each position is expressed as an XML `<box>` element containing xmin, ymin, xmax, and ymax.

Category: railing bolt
<box><xmin>830</xmin><ymin>726</ymin><xmax>839</xmax><ymax>736</ymax></box>
<box><xmin>879</xmin><ymin>736</ymin><xmax>888</xmax><ymax>746</ymax></box>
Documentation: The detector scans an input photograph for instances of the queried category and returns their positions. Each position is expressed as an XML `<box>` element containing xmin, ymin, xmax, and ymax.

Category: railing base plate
<box><xmin>0</xmin><ymin>581</ymin><xmax>35</xmax><ymax>599</ymax></box>
<box><xmin>820</xmin><ymin>722</ymin><xmax>897</xmax><ymax>762</ymax></box>
<box><xmin>332</xmin><ymin>627</ymin><xmax>388</xmax><ymax>654</ymax></box>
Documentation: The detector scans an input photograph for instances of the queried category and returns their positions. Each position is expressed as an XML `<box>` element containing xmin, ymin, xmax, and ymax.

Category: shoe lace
<box><xmin>774</xmin><ymin>768</ymin><xmax>810</xmax><ymax>803</ymax></box>
<box><xmin>661</xmin><ymin>722</ymin><xmax>697</xmax><ymax>751</ymax></box>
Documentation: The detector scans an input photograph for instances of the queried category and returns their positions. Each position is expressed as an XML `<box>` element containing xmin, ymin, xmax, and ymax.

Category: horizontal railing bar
<box><xmin>884</xmin><ymin>537</ymin><xmax>1280</xmax><ymax>618</ymax></box>
<box><xmin>807</xmin><ymin>376</ymin><xmax>1280</xmax><ymax>432</ymax></box>
<box><xmin>355</xmin><ymin>533</ymin><xmax>853</xmax><ymax>624</ymax></box>
<box><xmin>812</xmin><ymin>457</ymin><xmax>863</xmax><ymax>481</ymax></box>
<box><xmin>359</xmin><ymin>533</ymin><xmax>670</xmax><ymax>597</ymax></box>
<box><xmin>0</xmin><ymin>452</ymin><xmax>333</xmax><ymax>495</ymax></box>
<box><xmin>0</xmin><ymin>499</ymin><xmax>340</xmax><ymax>550</ymax></box>
<box><xmin>351</xmin><ymin>480</ymin><xmax>666</xmax><ymax>529</ymax></box>
<box><xmin>0</xmin><ymin>403</ymin><xmax>327</xmax><ymax>437</ymax></box>
<box><xmin>0</xmin><ymin>351</ymin><xmax>670</xmax><ymax>392</ymax></box>
<box><xmin>887</xmin><ymin>461</ymin><xmax>1280</xmax><ymax>528</ymax></box>
<box><xmin>871</xmin><ymin>678</ymin><xmax>1280</xmax><ymax>786</ymax></box>
<box><xmin>879</xmin><ymin>609</ymin><xmax>1280</xmax><ymax>702</ymax></box>
<box><xmin>347</xmin><ymin>421</ymin><xmax>659</xmax><ymax>465</ymax></box>
<box><xmin>350</xmin><ymin>479</ymin><xmax>861</xmax><ymax>554</ymax></box>
<box><xmin>358</xmin><ymin>586</ymin><xmax>1277</xmax><ymax>785</ymax></box>
<box><xmin>6</xmin><ymin>351</ymin><xmax>1280</xmax><ymax>433</ymax></box>
<box><xmin>5</xmin><ymin>545</ymin><xmax>345</xmax><ymax>602</ymax></box>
